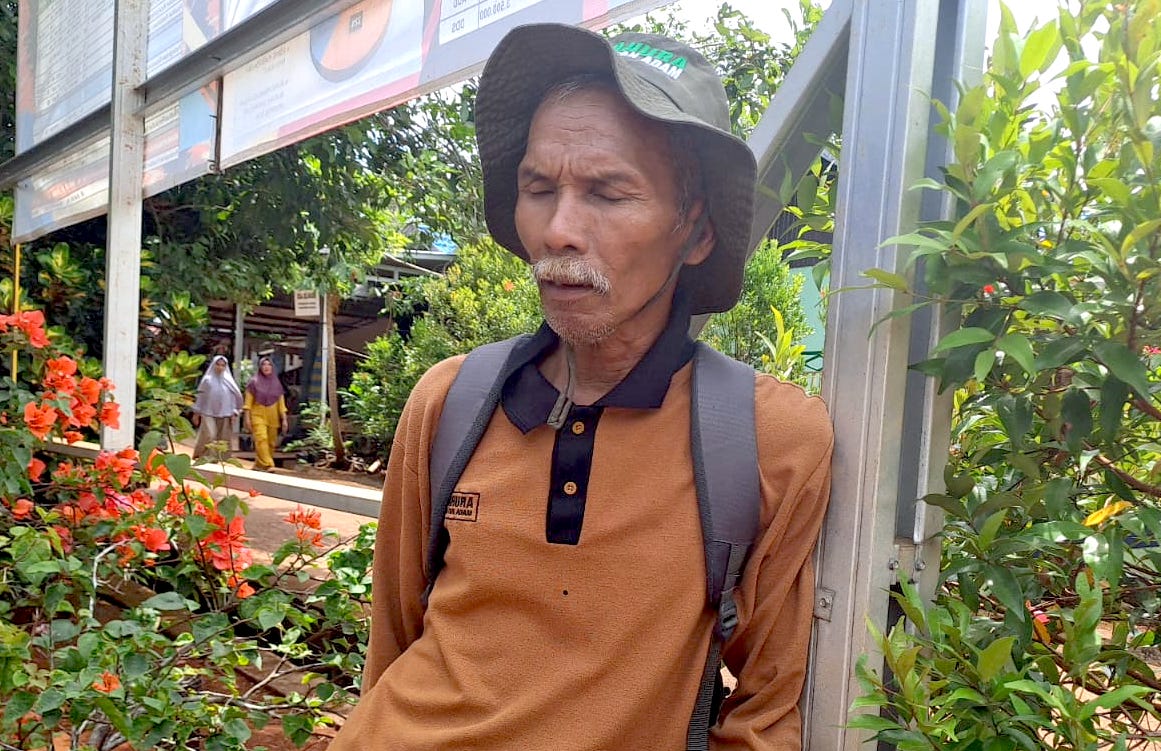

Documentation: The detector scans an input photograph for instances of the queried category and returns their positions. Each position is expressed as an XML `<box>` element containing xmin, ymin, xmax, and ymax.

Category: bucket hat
<box><xmin>475</xmin><ymin>23</ymin><xmax>758</xmax><ymax>315</ymax></box>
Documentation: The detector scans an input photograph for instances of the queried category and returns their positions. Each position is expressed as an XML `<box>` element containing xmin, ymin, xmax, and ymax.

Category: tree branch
<box><xmin>1094</xmin><ymin>454</ymin><xmax>1161</xmax><ymax>498</ymax></box>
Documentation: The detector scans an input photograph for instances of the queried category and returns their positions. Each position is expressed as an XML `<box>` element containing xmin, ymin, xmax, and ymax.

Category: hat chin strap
<box><xmin>546</xmin><ymin>212</ymin><xmax>709</xmax><ymax>430</ymax></box>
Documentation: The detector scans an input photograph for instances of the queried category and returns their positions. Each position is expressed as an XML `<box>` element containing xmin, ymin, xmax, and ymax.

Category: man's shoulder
<box><xmin>409</xmin><ymin>354</ymin><xmax>469</xmax><ymax>409</ymax></box>
<box><xmin>752</xmin><ymin>372</ymin><xmax>833</xmax><ymax>451</ymax></box>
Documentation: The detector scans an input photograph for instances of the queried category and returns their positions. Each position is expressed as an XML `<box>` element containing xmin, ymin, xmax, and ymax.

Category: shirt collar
<box><xmin>501</xmin><ymin>292</ymin><xmax>695</xmax><ymax>434</ymax></box>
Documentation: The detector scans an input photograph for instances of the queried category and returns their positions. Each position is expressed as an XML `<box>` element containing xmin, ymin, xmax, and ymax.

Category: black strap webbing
<box><xmin>686</xmin><ymin>343</ymin><xmax>760</xmax><ymax>750</ymax></box>
<box><xmin>424</xmin><ymin>336</ymin><xmax>526</xmax><ymax>604</ymax></box>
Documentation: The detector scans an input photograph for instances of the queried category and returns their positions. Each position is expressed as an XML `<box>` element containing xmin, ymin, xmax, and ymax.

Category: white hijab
<box><xmin>193</xmin><ymin>355</ymin><xmax>244</xmax><ymax>418</ymax></box>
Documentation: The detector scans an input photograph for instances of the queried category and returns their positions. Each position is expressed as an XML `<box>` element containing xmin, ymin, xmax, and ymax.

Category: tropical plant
<box><xmin>699</xmin><ymin>239</ymin><xmax>811</xmax><ymax>378</ymax></box>
<box><xmin>853</xmin><ymin>3</ymin><xmax>1161</xmax><ymax>749</ymax></box>
<box><xmin>0</xmin><ymin>309</ymin><xmax>376</xmax><ymax>750</ymax></box>
<box><xmin>343</xmin><ymin>239</ymin><xmax>541</xmax><ymax>454</ymax></box>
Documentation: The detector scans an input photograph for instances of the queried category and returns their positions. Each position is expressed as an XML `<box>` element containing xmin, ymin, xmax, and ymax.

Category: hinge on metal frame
<box><xmin>813</xmin><ymin>586</ymin><xmax>836</xmax><ymax>621</ymax></box>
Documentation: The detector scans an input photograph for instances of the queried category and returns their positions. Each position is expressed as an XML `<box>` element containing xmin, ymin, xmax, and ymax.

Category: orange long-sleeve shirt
<box><xmin>331</xmin><ymin>348</ymin><xmax>832</xmax><ymax>750</ymax></box>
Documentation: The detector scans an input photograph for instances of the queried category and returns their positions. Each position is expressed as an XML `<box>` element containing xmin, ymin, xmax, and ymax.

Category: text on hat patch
<box><xmin>613</xmin><ymin>41</ymin><xmax>687</xmax><ymax>80</ymax></box>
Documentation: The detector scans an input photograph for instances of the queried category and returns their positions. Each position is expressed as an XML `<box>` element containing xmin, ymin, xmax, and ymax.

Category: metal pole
<box><xmin>894</xmin><ymin>0</ymin><xmax>989</xmax><ymax>594</ymax></box>
<box><xmin>232</xmin><ymin>303</ymin><xmax>245</xmax><ymax>450</ymax></box>
<box><xmin>804</xmin><ymin>2</ymin><xmax>944</xmax><ymax>747</ymax></box>
<box><xmin>10</xmin><ymin>243</ymin><xmax>20</xmax><ymax>381</ymax></box>
<box><xmin>100</xmin><ymin>0</ymin><xmax>147</xmax><ymax>450</ymax></box>
<box><xmin>319</xmin><ymin>293</ymin><xmax>329</xmax><ymax>429</ymax></box>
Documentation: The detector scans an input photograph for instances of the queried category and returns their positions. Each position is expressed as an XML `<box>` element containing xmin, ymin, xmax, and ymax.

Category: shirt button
<box><xmin>563</xmin><ymin>481</ymin><xmax>578</xmax><ymax>496</ymax></box>
<box><xmin>571</xmin><ymin>420</ymin><xmax>585</xmax><ymax>435</ymax></box>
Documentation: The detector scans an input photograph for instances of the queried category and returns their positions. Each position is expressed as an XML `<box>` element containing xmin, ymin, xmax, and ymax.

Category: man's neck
<box><xmin>540</xmin><ymin>297</ymin><xmax>678</xmax><ymax>405</ymax></box>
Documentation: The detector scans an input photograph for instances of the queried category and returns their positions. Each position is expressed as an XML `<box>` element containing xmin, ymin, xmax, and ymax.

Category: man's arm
<box><xmin>712</xmin><ymin>377</ymin><xmax>834</xmax><ymax>750</ymax></box>
<box><xmin>361</xmin><ymin>356</ymin><xmax>466</xmax><ymax>692</ymax></box>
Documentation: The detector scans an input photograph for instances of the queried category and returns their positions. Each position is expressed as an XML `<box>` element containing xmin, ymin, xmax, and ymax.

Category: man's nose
<box><xmin>540</xmin><ymin>192</ymin><xmax>588</xmax><ymax>253</ymax></box>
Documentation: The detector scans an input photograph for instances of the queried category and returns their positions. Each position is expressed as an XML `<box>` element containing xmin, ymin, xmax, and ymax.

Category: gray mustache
<box><xmin>531</xmin><ymin>256</ymin><xmax>612</xmax><ymax>295</ymax></box>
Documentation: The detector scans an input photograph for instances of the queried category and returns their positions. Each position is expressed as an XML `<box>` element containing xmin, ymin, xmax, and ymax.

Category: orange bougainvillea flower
<box><xmin>44</xmin><ymin>356</ymin><xmax>78</xmax><ymax>394</ymax></box>
<box><xmin>51</xmin><ymin>525</ymin><xmax>73</xmax><ymax>553</ymax></box>
<box><xmin>285</xmin><ymin>505</ymin><xmax>322</xmax><ymax>530</ymax></box>
<box><xmin>7</xmin><ymin>310</ymin><xmax>51</xmax><ymax>348</ymax></box>
<box><xmin>132</xmin><ymin>525</ymin><xmax>171</xmax><ymax>553</ymax></box>
<box><xmin>27</xmin><ymin>457</ymin><xmax>46</xmax><ymax>482</ymax></box>
<box><xmin>68</xmin><ymin>397</ymin><xmax>97</xmax><ymax>428</ymax></box>
<box><xmin>78</xmin><ymin>376</ymin><xmax>102</xmax><ymax>405</ymax></box>
<box><xmin>228</xmin><ymin>575</ymin><xmax>256</xmax><ymax>599</ymax></box>
<box><xmin>23</xmin><ymin>402</ymin><xmax>57</xmax><ymax>440</ymax></box>
<box><xmin>93</xmin><ymin>672</ymin><xmax>121</xmax><ymax>693</ymax></box>
<box><xmin>11</xmin><ymin>498</ymin><xmax>34</xmax><ymax>520</ymax></box>
<box><xmin>207</xmin><ymin>516</ymin><xmax>254</xmax><ymax>572</ymax></box>
<box><xmin>63</xmin><ymin>430</ymin><xmax>83</xmax><ymax>444</ymax></box>
<box><xmin>98</xmin><ymin>400</ymin><xmax>120</xmax><ymax>429</ymax></box>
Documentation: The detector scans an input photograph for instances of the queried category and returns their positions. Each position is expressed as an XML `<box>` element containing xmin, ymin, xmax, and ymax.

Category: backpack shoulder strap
<box><xmin>686</xmin><ymin>342</ymin><xmax>760</xmax><ymax>750</ymax></box>
<box><xmin>424</xmin><ymin>336</ymin><xmax>527</xmax><ymax>604</ymax></box>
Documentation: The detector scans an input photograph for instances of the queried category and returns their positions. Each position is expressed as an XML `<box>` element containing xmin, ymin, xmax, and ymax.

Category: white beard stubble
<box><xmin>531</xmin><ymin>256</ymin><xmax>616</xmax><ymax>346</ymax></box>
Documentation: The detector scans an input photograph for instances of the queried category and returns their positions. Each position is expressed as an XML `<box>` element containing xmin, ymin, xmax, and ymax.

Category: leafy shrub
<box><xmin>699</xmin><ymin>239</ymin><xmax>812</xmax><ymax>377</ymax></box>
<box><xmin>855</xmin><ymin>3</ymin><xmax>1161</xmax><ymax>749</ymax></box>
<box><xmin>0</xmin><ymin>310</ymin><xmax>375</xmax><ymax>750</ymax></box>
<box><xmin>344</xmin><ymin>239</ymin><xmax>541</xmax><ymax>454</ymax></box>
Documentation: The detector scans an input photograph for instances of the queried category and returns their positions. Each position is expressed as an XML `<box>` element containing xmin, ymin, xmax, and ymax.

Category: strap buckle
<box><xmin>717</xmin><ymin>590</ymin><xmax>739</xmax><ymax>640</ymax></box>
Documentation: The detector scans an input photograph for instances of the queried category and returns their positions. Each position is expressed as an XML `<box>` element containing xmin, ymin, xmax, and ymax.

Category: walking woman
<box><xmin>244</xmin><ymin>357</ymin><xmax>289</xmax><ymax>470</ymax></box>
<box><xmin>192</xmin><ymin>355</ymin><xmax>244</xmax><ymax>460</ymax></box>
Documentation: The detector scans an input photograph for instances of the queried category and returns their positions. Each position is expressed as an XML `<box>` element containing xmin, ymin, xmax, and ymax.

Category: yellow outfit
<box><xmin>243</xmin><ymin>391</ymin><xmax>287</xmax><ymax>469</ymax></box>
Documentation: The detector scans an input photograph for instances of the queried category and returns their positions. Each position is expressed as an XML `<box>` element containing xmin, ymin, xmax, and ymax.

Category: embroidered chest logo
<box><xmin>445</xmin><ymin>491</ymin><xmax>480</xmax><ymax>522</ymax></box>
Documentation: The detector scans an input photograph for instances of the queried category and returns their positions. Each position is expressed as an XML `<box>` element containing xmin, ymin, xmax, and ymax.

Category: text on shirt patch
<box><xmin>445</xmin><ymin>491</ymin><xmax>480</xmax><ymax>522</ymax></box>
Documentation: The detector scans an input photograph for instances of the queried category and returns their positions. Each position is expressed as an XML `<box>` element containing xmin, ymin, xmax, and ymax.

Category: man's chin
<box><xmin>544</xmin><ymin>312</ymin><xmax>615</xmax><ymax>347</ymax></box>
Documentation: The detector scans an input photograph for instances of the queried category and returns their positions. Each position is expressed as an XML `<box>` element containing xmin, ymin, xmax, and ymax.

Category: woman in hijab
<box><xmin>192</xmin><ymin>355</ymin><xmax>244</xmax><ymax>460</ymax></box>
<box><xmin>243</xmin><ymin>356</ymin><xmax>289</xmax><ymax>470</ymax></box>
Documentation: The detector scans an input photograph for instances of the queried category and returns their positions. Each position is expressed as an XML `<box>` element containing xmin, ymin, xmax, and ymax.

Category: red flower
<box><xmin>23</xmin><ymin>402</ymin><xmax>57</xmax><ymax>440</ymax></box>
<box><xmin>63</xmin><ymin>430</ymin><xmax>84</xmax><ymax>444</ymax></box>
<box><xmin>52</xmin><ymin>525</ymin><xmax>73</xmax><ymax>552</ymax></box>
<box><xmin>132</xmin><ymin>525</ymin><xmax>172</xmax><ymax>553</ymax></box>
<box><xmin>93</xmin><ymin>672</ymin><xmax>121</xmax><ymax>693</ymax></box>
<box><xmin>285</xmin><ymin>505</ymin><xmax>322</xmax><ymax>530</ymax></box>
<box><xmin>11</xmin><ymin>498</ymin><xmax>34</xmax><ymax>520</ymax></box>
<box><xmin>98</xmin><ymin>400</ymin><xmax>120</xmax><ymax>429</ymax></box>
<box><xmin>10</xmin><ymin>311</ymin><xmax>50</xmax><ymax>348</ymax></box>
<box><xmin>78</xmin><ymin>377</ymin><xmax>102</xmax><ymax>405</ymax></box>
<box><xmin>982</xmin><ymin>284</ymin><xmax>996</xmax><ymax>295</ymax></box>
<box><xmin>27</xmin><ymin>457</ymin><xmax>46</xmax><ymax>482</ymax></box>
<box><xmin>68</xmin><ymin>397</ymin><xmax>97</xmax><ymax>428</ymax></box>
<box><xmin>228</xmin><ymin>575</ymin><xmax>256</xmax><ymax>599</ymax></box>
<box><xmin>207</xmin><ymin>516</ymin><xmax>254</xmax><ymax>572</ymax></box>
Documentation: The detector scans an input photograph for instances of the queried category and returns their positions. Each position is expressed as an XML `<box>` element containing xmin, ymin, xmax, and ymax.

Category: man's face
<box><xmin>514</xmin><ymin>86</ymin><xmax>707</xmax><ymax>346</ymax></box>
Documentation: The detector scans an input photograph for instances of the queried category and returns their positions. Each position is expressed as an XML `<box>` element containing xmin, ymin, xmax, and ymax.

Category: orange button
<box><xmin>563</xmin><ymin>481</ymin><xmax>578</xmax><ymax>495</ymax></box>
<box><xmin>571</xmin><ymin>421</ymin><xmax>585</xmax><ymax>435</ymax></box>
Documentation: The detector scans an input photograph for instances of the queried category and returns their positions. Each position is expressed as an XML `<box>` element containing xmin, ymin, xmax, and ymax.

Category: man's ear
<box><xmin>682</xmin><ymin>200</ymin><xmax>715</xmax><ymax>267</ymax></box>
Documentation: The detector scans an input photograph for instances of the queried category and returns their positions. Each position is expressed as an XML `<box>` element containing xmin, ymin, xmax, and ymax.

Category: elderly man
<box><xmin>330</xmin><ymin>23</ymin><xmax>833</xmax><ymax>751</ymax></box>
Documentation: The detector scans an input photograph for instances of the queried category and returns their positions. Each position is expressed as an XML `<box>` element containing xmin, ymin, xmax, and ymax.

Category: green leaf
<box><xmin>953</xmin><ymin>202</ymin><xmax>995</xmax><ymax>240</ymax></box>
<box><xmin>140</xmin><ymin>592</ymin><xmax>191</xmax><ymax>611</ymax></box>
<box><xmin>933</xmin><ymin>327</ymin><xmax>996</xmax><ymax>353</ymax></box>
<box><xmin>996</xmin><ymin>394</ymin><xmax>1034</xmax><ymax>449</ymax></box>
<box><xmin>861</xmin><ymin>268</ymin><xmax>908</xmax><ymax>291</ymax></box>
<box><xmin>984</xmin><ymin>564</ymin><xmax>1025</xmax><ymax>618</ymax></box>
<box><xmin>1061</xmin><ymin>388</ymin><xmax>1094</xmax><ymax>453</ymax></box>
<box><xmin>3</xmin><ymin>691</ymin><xmax>36</xmax><ymax>725</ymax></box>
<box><xmin>846</xmin><ymin>714</ymin><xmax>903</xmax><ymax>733</ymax></box>
<box><xmin>1099</xmin><ymin>377</ymin><xmax>1128</xmax><ymax>443</ymax></box>
<box><xmin>1076</xmin><ymin>685</ymin><xmax>1153</xmax><ymax>722</ymax></box>
<box><xmin>1034</xmin><ymin>337</ymin><xmax>1087</xmax><ymax>370</ymax></box>
<box><xmin>1017</xmin><ymin>291</ymin><xmax>1073</xmax><ymax>320</ymax></box>
<box><xmin>1094</xmin><ymin>341</ymin><xmax>1154</xmax><ymax>399</ymax></box>
<box><xmin>977</xmin><ymin>635</ymin><xmax>1016</xmax><ymax>682</ymax></box>
<box><xmin>973</xmin><ymin>348</ymin><xmax>996</xmax><ymax>382</ymax></box>
<box><xmin>1120</xmin><ymin>218</ymin><xmax>1161</xmax><ymax>257</ymax></box>
<box><xmin>163</xmin><ymin>453</ymin><xmax>192</xmax><ymax>483</ymax></box>
<box><xmin>1019</xmin><ymin>22</ymin><xmax>1062</xmax><ymax>77</ymax></box>
<box><xmin>978</xmin><ymin>509</ymin><xmax>1008</xmax><ymax>552</ymax></box>
<box><xmin>996</xmin><ymin>334</ymin><xmax>1035</xmax><ymax>375</ymax></box>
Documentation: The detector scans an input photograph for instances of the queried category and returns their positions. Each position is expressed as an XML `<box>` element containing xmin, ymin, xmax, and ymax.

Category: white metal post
<box><xmin>804</xmin><ymin>2</ymin><xmax>944</xmax><ymax>747</ymax></box>
<box><xmin>100</xmin><ymin>0</ymin><xmax>147</xmax><ymax>450</ymax></box>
